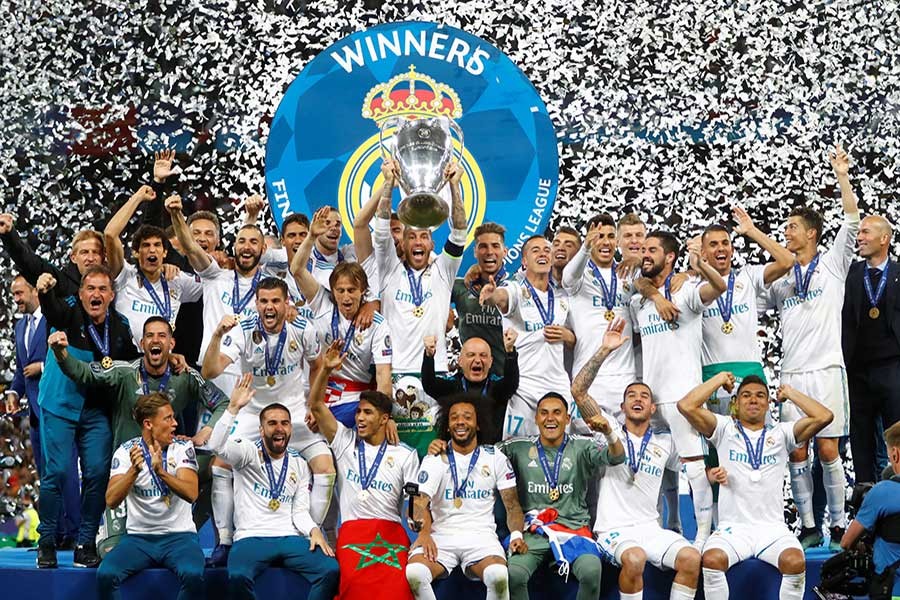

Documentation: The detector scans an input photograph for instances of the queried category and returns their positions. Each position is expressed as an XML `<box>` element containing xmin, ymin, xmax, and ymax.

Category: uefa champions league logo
<box><xmin>265</xmin><ymin>21</ymin><xmax>558</xmax><ymax>271</ymax></box>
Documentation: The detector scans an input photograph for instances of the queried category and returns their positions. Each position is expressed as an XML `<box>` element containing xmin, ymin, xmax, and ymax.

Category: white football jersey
<box><xmin>700</xmin><ymin>265</ymin><xmax>769</xmax><ymax>367</ymax></box>
<box><xmin>114</xmin><ymin>263</ymin><xmax>203</xmax><ymax>346</ymax></box>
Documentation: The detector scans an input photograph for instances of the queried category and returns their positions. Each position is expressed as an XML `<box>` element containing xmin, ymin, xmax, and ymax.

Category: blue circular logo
<box><xmin>265</xmin><ymin>21</ymin><xmax>558</xmax><ymax>271</ymax></box>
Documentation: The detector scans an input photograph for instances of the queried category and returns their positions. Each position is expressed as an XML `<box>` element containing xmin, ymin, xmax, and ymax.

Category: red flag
<box><xmin>336</xmin><ymin>518</ymin><xmax>413</xmax><ymax>600</ymax></box>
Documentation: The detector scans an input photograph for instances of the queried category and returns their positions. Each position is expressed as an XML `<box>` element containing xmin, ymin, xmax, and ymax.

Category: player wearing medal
<box><xmin>678</xmin><ymin>373</ymin><xmax>834</xmax><ymax>600</ymax></box>
<box><xmin>98</xmin><ymin>393</ymin><xmax>204</xmax><ymax>600</ymax></box>
<box><xmin>629</xmin><ymin>231</ymin><xmax>726</xmax><ymax>545</ymax></box>
<box><xmin>500</xmin><ymin>391</ymin><xmax>625</xmax><ymax>600</ymax></box>
<box><xmin>208</xmin><ymin>376</ymin><xmax>339</xmax><ymax>600</ymax></box>
<box><xmin>308</xmin><ymin>341</ymin><xmax>420</xmax><ymax>600</ymax></box>
<box><xmin>103</xmin><ymin>185</ymin><xmax>203</xmax><ymax>346</ymax></box>
<box><xmin>370</xmin><ymin>159</ymin><xmax>468</xmax><ymax>455</ymax></box>
<box><xmin>406</xmin><ymin>393</ymin><xmax>528</xmax><ymax>600</ymax></box>
<box><xmin>292</xmin><ymin>207</ymin><xmax>393</xmax><ymax>427</ymax></box>
<box><xmin>202</xmin><ymin>277</ymin><xmax>334</xmax><ymax>563</ymax></box>
<box><xmin>765</xmin><ymin>144</ymin><xmax>860</xmax><ymax>548</ymax></box>
<box><xmin>480</xmin><ymin>235</ymin><xmax>577</xmax><ymax>438</ymax></box>
<box><xmin>34</xmin><ymin>266</ymin><xmax>141</xmax><ymax>569</ymax></box>
<box><xmin>550</xmin><ymin>226</ymin><xmax>581</xmax><ymax>286</ymax></box>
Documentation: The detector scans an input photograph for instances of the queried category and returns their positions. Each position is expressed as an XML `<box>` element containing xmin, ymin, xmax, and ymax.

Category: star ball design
<box><xmin>342</xmin><ymin>533</ymin><xmax>407</xmax><ymax>570</ymax></box>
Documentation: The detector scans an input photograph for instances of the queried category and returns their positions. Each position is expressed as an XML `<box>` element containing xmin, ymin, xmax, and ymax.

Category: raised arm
<box><xmin>688</xmin><ymin>238</ymin><xmax>727</xmax><ymax>303</ymax></box>
<box><xmin>445</xmin><ymin>162</ymin><xmax>466</xmax><ymax>230</ymax></box>
<box><xmin>354</xmin><ymin>160</ymin><xmax>398</xmax><ymax>262</ymax></box>
<box><xmin>48</xmin><ymin>331</ymin><xmax>114</xmax><ymax>388</ymax></box>
<box><xmin>165</xmin><ymin>194</ymin><xmax>212</xmax><ymax>272</ymax></box>
<box><xmin>779</xmin><ymin>384</ymin><xmax>834</xmax><ymax>444</ymax></box>
<box><xmin>677</xmin><ymin>372</ymin><xmax>733</xmax><ymax>438</ymax></box>
<box><xmin>0</xmin><ymin>214</ymin><xmax>63</xmax><ymax>287</ymax></box>
<box><xmin>829</xmin><ymin>143</ymin><xmax>859</xmax><ymax>216</ymax></box>
<box><xmin>732</xmin><ymin>206</ymin><xmax>794</xmax><ymax>285</ymax></box>
<box><xmin>307</xmin><ymin>341</ymin><xmax>342</xmax><ymax>444</ymax></box>
<box><xmin>290</xmin><ymin>207</ymin><xmax>325</xmax><ymax>302</ymax></box>
<box><xmin>36</xmin><ymin>273</ymin><xmax>75</xmax><ymax>330</ymax></box>
<box><xmin>241</xmin><ymin>194</ymin><xmax>265</xmax><ymax>227</ymax></box>
<box><xmin>104</xmin><ymin>185</ymin><xmax>157</xmax><ymax>277</ymax></box>
<box><xmin>562</xmin><ymin>227</ymin><xmax>593</xmax><ymax>293</ymax></box>
<box><xmin>200</xmin><ymin>315</ymin><xmax>238</xmax><ymax>380</ymax></box>
<box><xmin>478</xmin><ymin>275</ymin><xmax>510</xmax><ymax>315</ymax></box>
<box><xmin>571</xmin><ymin>318</ymin><xmax>628</xmax><ymax>419</ymax></box>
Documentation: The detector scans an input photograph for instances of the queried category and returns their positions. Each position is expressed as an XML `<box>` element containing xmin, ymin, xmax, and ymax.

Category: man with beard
<box><xmin>202</xmin><ymin>277</ymin><xmax>334</xmax><ymax>565</ymax></box>
<box><xmin>406</xmin><ymin>393</ymin><xmax>528</xmax><ymax>600</ymax></box>
<box><xmin>208</xmin><ymin>376</ymin><xmax>339</xmax><ymax>600</ymax></box>
<box><xmin>49</xmin><ymin>316</ymin><xmax>228</xmax><ymax>554</ymax></box>
<box><xmin>629</xmin><ymin>231</ymin><xmax>726</xmax><ymax>546</ymax></box>
<box><xmin>765</xmin><ymin>144</ymin><xmax>859</xmax><ymax>548</ymax></box>
<box><xmin>34</xmin><ymin>266</ymin><xmax>141</xmax><ymax>568</ymax></box>
<box><xmin>421</xmin><ymin>333</ymin><xmax>519</xmax><ymax>444</ymax></box>
<box><xmin>369</xmin><ymin>160</ymin><xmax>467</xmax><ymax>456</ymax></box>
<box><xmin>479</xmin><ymin>235</ymin><xmax>577</xmax><ymax>438</ymax></box>
<box><xmin>550</xmin><ymin>226</ymin><xmax>581</xmax><ymax>285</ymax></box>
<box><xmin>308</xmin><ymin>340</ymin><xmax>420</xmax><ymax>600</ymax></box>
<box><xmin>678</xmin><ymin>374</ymin><xmax>832</xmax><ymax>600</ymax></box>
<box><xmin>96</xmin><ymin>393</ymin><xmax>205</xmax><ymax>600</ymax></box>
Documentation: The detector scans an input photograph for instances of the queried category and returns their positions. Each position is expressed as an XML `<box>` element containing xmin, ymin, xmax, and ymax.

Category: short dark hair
<box><xmin>390</xmin><ymin>212</ymin><xmax>401</xmax><ymax>222</ymax></box>
<box><xmin>131</xmin><ymin>225</ymin><xmax>167</xmax><ymax>252</ymax></box>
<box><xmin>623</xmin><ymin>381</ymin><xmax>654</xmax><ymax>403</ymax></box>
<box><xmin>80</xmin><ymin>265</ymin><xmax>115</xmax><ymax>290</ymax></box>
<box><xmin>736</xmin><ymin>374</ymin><xmax>768</xmax><ymax>397</ymax></box>
<box><xmin>474</xmin><ymin>222</ymin><xmax>506</xmax><ymax>242</ymax></box>
<box><xmin>522</xmin><ymin>234</ymin><xmax>547</xmax><ymax>253</ymax></box>
<box><xmin>256</xmin><ymin>277</ymin><xmax>288</xmax><ymax>298</ymax></box>
<box><xmin>259</xmin><ymin>403</ymin><xmax>291</xmax><ymax>424</ymax></box>
<box><xmin>359</xmin><ymin>390</ymin><xmax>392</xmax><ymax>415</ymax></box>
<box><xmin>435</xmin><ymin>392</ymin><xmax>495</xmax><ymax>445</ymax></box>
<box><xmin>789</xmin><ymin>207</ymin><xmax>825</xmax><ymax>244</ymax></box>
<box><xmin>133</xmin><ymin>392</ymin><xmax>171</xmax><ymax>425</ymax></box>
<box><xmin>646</xmin><ymin>230</ymin><xmax>680</xmax><ymax>258</ymax></box>
<box><xmin>701</xmin><ymin>224</ymin><xmax>729</xmax><ymax>243</ymax></box>
<box><xmin>554</xmin><ymin>226</ymin><xmax>582</xmax><ymax>245</ymax></box>
<box><xmin>282</xmin><ymin>213</ymin><xmax>310</xmax><ymax>235</ymax></box>
<box><xmin>330</xmin><ymin>262</ymin><xmax>369</xmax><ymax>295</ymax></box>
<box><xmin>536</xmin><ymin>392</ymin><xmax>569</xmax><ymax>413</ymax></box>
<box><xmin>586</xmin><ymin>213</ymin><xmax>616</xmax><ymax>231</ymax></box>
<box><xmin>237</xmin><ymin>223</ymin><xmax>265</xmax><ymax>240</ymax></box>
<box><xmin>187</xmin><ymin>210</ymin><xmax>220</xmax><ymax>234</ymax></box>
<box><xmin>142</xmin><ymin>316</ymin><xmax>173</xmax><ymax>336</ymax></box>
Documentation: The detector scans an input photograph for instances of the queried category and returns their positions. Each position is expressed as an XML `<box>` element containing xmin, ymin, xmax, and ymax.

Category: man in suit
<box><xmin>5</xmin><ymin>275</ymin><xmax>80</xmax><ymax>547</ymax></box>
<box><xmin>842</xmin><ymin>214</ymin><xmax>900</xmax><ymax>484</ymax></box>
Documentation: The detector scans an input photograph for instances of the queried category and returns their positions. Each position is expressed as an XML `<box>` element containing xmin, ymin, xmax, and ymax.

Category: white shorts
<box><xmin>228</xmin><ymin>410</ymin><xmax>330</xmax><ymax>460</ymax></box>
<box><xmin>409</xmin><ymin>532</ymin><xmax>505</xmax><ymax>577</ymax></box>
<box><xmin>585</xmin><ymin>374</ymin><xmax>632</xmax><ymax>424</ymax></box>
<box><xmin>780</xmin><ymin>367</ymin><xmax>849</xmax><ymax>438</ymax></box>
<box><xmin>702</xmin><ymin>522</ymin><xmax>802</xmax><ymax>569</ymax></box>
<box><xmin>595</xmin><ymin>522</ymin><xmax>692</xmax><ymax>570</ymax></box>
<box><xmin>651</xmin><ymin>403</ymin><xmax>705</xmax><ymax>458</ymax></box>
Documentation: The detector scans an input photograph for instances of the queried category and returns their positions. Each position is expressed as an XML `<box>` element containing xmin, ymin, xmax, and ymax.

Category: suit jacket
<box><xmin>9</xmin><ymin>313</ymin><xmax>47</xmax><ymax>406</ymax></box>
<box><xmin>842</xmin><ymin>258</ymin><xmax>900</xmax><ymax>366</ymax></box>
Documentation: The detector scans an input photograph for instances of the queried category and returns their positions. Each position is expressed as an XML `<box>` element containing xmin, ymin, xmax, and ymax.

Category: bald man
<box><xmin>421</xmin><ymin>334</ymin><xmax>519</xmax><ymax>444</ymax></box>
<box><xmin>842</xmin><ymin>214</ymin><xmax>900</xmax><ymax>483</ymax></box>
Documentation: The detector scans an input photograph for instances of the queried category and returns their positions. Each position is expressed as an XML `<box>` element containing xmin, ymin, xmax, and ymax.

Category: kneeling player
<box><xmin>406</xmin><ymin>393</ymin><xmax>528</xmax><ymax>600</ymax></box>
<box><xmin>678</xmin><ymin>374</ymin><xmax>833</xmax><ymax>600</ymax></box>
<box><xmin>98</xmin><ymin>393</ymin><xmax>205</xmax><ymax>600</ymax></box>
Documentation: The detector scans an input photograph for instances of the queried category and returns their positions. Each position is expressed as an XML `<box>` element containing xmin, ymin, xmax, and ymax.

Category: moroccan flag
<box><xmin>336</xmin><ymin>518</ymin><xmax>413</xmax><ymax>600</ymax></box>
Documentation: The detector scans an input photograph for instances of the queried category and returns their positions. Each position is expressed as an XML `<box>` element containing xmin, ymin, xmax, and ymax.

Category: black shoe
<box><xmin>37</xmin><ymin>545</ymin><xmax>57</xmax><ymax>569</ymax></box>
<box><xmin>799</xmin><ymin>526</ymin><xmax>823</xmax><ymax>549</ymax></box>
<box><xmin>205</xmin><ymin>543</ymin><xmax>231</xmax><ymax>567</ymax></box>
<box><xmin>56</xmin><ymin>537</ymin><xmax>76</xmax><ymax>551</ymax></box>
<box><xmin>73</xmin><ymin>542</ymin><xmax>101</xmax><ymax>568</ymax></box>
<box><xmin>828</xmin><ymin>526</ymin><xmax>845</xmax><ymax>552</ymax></box>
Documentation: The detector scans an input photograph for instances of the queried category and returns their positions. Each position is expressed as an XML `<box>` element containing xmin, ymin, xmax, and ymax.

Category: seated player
<box><xmin>97</xmin><ymin>393</ymin><xmax>204</xmax><ymax>599</ymax></box>
<box><xmin>678</xmin><ymin>373</ymin><xmax>833</xmax><ymax>600</ymax></box>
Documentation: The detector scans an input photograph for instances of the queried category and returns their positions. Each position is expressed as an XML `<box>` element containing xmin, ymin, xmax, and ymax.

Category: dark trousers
<box><xmin>30</xmin><ymin>405</ymin><xmax>81</xmax><ymax>542</ymax></box>
<box><xmin>848</xmin><ymin>361</ymin><xmax>900</xmax><ymax>484</ymax></box>
<box><xmin>97</xmin><ymin>532</ymin><xmax>205</xmax><ymax>600</ymax></box>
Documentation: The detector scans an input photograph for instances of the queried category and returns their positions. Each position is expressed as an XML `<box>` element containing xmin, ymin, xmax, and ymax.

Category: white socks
<box><xmin>780</xmin><ymin>573</ymin><xmax>805</xmax><ymax>600</ymax></box>
<box><xmin>670</xmin><ymin>582</ymin><xmax>697</xmax><ymax>600</ymax></box>
<box><xmin>620</xmin><ymin>592</ymin><xmax>642</xmax><ymax>600</ymax></box>
<box><xmin>663</xmin><ymin>468</ymin><xmax>682</xmax><ymax>531</ymax></box>
<box><xmin>684</xmin><ymin>460</ymin><xmax>713</xmax><ymax>543</ymax></box>
<box><xmin>405</xmin><ymin>562</ymin><xmax>437</xmax><ymax>600</ymax></box>
<box><xmin>211</xmin><ymin>466</ymin><xmax>234</xmax><ymax>545</ymax></box>
<box><xmin>482</xmin><ymin>563</ymin><xmax>509</xmax><ymax>600</ymax></box>
<box><xmin>310</xmin><ymin>473</ymin><xmax>335</xmax><ymax>525</ymax></box>
<box><xmin>821</xmin><ymin>458</ymin><xmax>847</xmax><ymax>528</ymax></box>
<box><xmin>789</xmin><ymin>460</ymin><xmax>815</xmax><ymax>528</ymax></box>
<box><xmin>702</xmin><ymin>568</ymin><xmax>729</xmax><ymax>600</ymax></box>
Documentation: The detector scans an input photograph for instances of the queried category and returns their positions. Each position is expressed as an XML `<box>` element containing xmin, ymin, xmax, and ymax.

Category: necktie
<box><xmin>23</xmin><ymin>314</ymin><xmax>33</xmax><ymax>354</ymax></box>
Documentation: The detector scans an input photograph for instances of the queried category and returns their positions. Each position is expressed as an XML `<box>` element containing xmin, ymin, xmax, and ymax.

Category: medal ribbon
<box><xmin>139</xmin><ymin>439</ymin><xmax>170</xmax><ymax>499</ymax></box>
<box><xmin>792</xmin><ymin>254</ymin><xmax>820</xmax><ymax>301</ymax></box>
<box><xmin>405</xmin><ymin>265</ymin><xmax>426</xmax><ymax>307</ymax></box>
<box><xmin>259</xmin><ymin>318</ymin><xmax>288</xmax><ymax>379</ymax></box>
<box><xmin>663</xmin><ymin>273</ymin><xmax>673</xmax><ymax>301</ymax></box>
<box><xmin>625</xmin><ymin>426</ymin><xmax>653</xmax><ymax>475</ymax></box>
<box><xmin>141</xmin><ymin>272</ymin><xmax>172</xmax><ymax>321</ymax></box>
<box><xmin>461</xmin><ymin>378</ymin><xmax>489</xmax><ymax>396</ymax></box>
<box><xmin>258</xmin><ymin>440</ymin><xmax>289</xmax><ymax>506</ymax></box>
<box><xmin>536</xmin><ymin>435</ymin><xmax>568</xmax><ymax>490</ymax></box>
<box><xmin>716</xmin><ymin>270</ymin><xmax>735</xmax><ymax>324</ymax></box>
<box><xmin>232</xmin><ymin>270</ymin><xmax>261</xmax><ymax>315</ymax></box>
<box><xmin>313</xmin><ymin>246</ymin><xmax>344</xmax><ymax>265</ymax></box>
<box><xmin>86</xmin><ymin>312</ymin><xmax>111</xmax><ymax>357</ymax></box>
<box><xmin>447</xmin><ymin>446</ymin><xmax>481</xmax><ymax>500</ymax></box>
<box><xmin>357</xmin><ymin>438</ymin><xmax>388</xmax><ymax>492</ymax></box>
<box><xmin>140</xmin><ymin>364</ymin><xmax>172</xmax><ymax>396</ymax></box>
<box><xmin>589</xmin><ymin>260</ymin><xmax>617</xmax><ymax>312</ymax></box>
<box><xmin>863</xmin><ymin>266</ymin><xmax>889</xmax><ymax>310</ymax></box>
<box><xmin>331</xmin><ymin>304</ymin><xmax>356</xmax><ymax>355</ymax></box>
<box><xmin>735</xmin><ymin>420</ymin><xmax>766</xmax><ymax>472</ymax></box>
<box><xmin>523</xmin><ymin>278</ymin><xmax>555</xmax><ymax>326</ymax></box>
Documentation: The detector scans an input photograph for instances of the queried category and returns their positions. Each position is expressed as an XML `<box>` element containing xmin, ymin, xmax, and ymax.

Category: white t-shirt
<box><xmin>110</xmin><ymin>437</ymin><xmax>198</xmax><ymax>535</ymax></box>
<box><xmin>373</xmin><ymin>216</ymin><xmax>465</xmax><ymax>372</ymax></box>
<box><xmin>701</xmin><ymin>265</ymin><xmax>769</xmax><ymax>367</ymax></box>
<box><xmin>630</xmin><ymin>278</ymin><xmax>709</xmax><ymax>405</ymax></box>
<box><xmin>220</xmin><ymin>316</ymin><xmax>321</xmax><ymax>414</ymax></box>
<box><xmin>114</xmin><ymin>263</ymin><xmax>203</xmax><ymax>346</ymax></box>
<box><xmin>766</xmin><ymin>216</ymin><xmax>860</xmax><ymax>372</ymax></box>
<box><xmin>330</xmin><ymin>422</ymin><xmax>419</xmax><ymax>524</ymax></box>
<box><xmin>708</xmin><ymin>414</ymin><xmax>800</xmax><ymax>527</ymax></box>
<box><xmin>593</xmin><ymin>428</ymin><xmax>680</xmax><ymax>531</ymax></box>
<box><xmin>216</xmin><ymin>437</ymin><xmax>317</xmax><ymax>541</ymax></box>
<box><xmin>416</xmin><ymin>445</ymin><xmax>517</xmax><ymax>536</ymax></box>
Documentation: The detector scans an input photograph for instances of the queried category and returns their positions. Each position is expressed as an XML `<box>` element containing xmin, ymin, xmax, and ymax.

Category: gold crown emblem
<box><xmin>362</xmin><ymin>65</ymin><xmax>463</xmax><ymax>124</ymax></box>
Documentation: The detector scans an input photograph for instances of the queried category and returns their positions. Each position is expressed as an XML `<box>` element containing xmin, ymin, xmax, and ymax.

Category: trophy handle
<box><xmin>379</xmin><ymin>117</ymin><xmax>400</xmax><ymax>161</ymax></box>
<box><xmin>448</xmin><ymin>118</ymin><xmax>465</xmax><ymax>167</ymax></box>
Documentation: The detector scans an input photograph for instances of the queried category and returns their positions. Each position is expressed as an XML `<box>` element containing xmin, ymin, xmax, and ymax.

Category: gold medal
<box><xmin>266</xmin><ymin>375</ymin><xmax>276</xmax><ymax>386</ymax></box>
<box><xmin>453</xmin><ymin>496</ymin><xmax>463</xmax><ymax>509</ymax></box>
<box><xmin>268</xmin><ymin>498</ymin><xmax>280</xmax><ymax>511</ymax></box>
<box><xmin>413</xmin><ymin>306</ymin><xmax>425</xmax><ymax>318</ymax></box>
<box><xmin>101</xmin><ymin>356</ymin><xmax>113</xmax><ymax>369</ymax></box>
<box><xmin>162</xmin><ymin>495</ymin><xmax>171</xmax><ymax>507</ymax></box>
<box><xmin>604</xmin><ymin>309</ymin><xmax>615</xmax><ymax>321</ymax></box>
<box><xmin>358</xmin><ymin>490</ymin><xmax>371</xmax><ymax>502</ymax></box>
<box><xmin>548</xmin><ymin>487</ymin><xmax>560</xmax><ymax>502</ymax></box>
<box><xmin>721</xmin><ymin>321</ymin><xmax>734</xmax><ymax>335</ymax></box>
<box><xmin>869</xmin><ymin>307</ymin><xmax>880</xmax><ymax>319</ymax></box>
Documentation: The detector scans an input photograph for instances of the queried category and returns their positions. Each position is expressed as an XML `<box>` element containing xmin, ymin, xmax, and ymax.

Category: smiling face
<box><xmin>147</xmin><ymin>403</ymin><xmax>177</xmax><ymax>446</ymax></box>
<box><xmin>317</xmin><ymin>209</ymin><xmax>343</xmax><ymax>253</ymax></box>
<box><xmin>402</xmin><ymin>228</ymin><xmax>434</xmax><ymax>270</ymax></box>
<box><xmin>621</xmin><ymin>383</ymin><xmax>655</xmax><ymax>424</ymax></box>
<box><xmin>79</xmin><ymin>272</ymin><xmax>115</xmax><ymax>322</ymax></box>
<box><xmin>535</xmin><ymin>396</ymin><xmax>570</xmax><ymax>445</ymax></box>
<box><xmin>260</xmin><ymin>407</ymin><xmax>292</xmax><ymax>456</ymax></box>
<box><xmin>551</xmin><ymin>232</ymin><xmax>580</xmax><ymax>271</ymax></box>
<box><xmin>141</xmin><ymin>320</ymin><xmax>174</xmax><ymax>371</ymax></box>
<box><xmin>190</xmin><ymin>218</ymin><xmax>220</xmax><ymax>253</ymax></box>
<box><xmin>523</xmin><ymin>237</ymin><xmax>552</xmax><ymax>277</ymax></box>
<box><xmin>735</xmin><ymin>381</ymin><xmax>769</xmax><ymax>426</ymax></box>
<box><xmin>474</xmin><ymin>232</ymin><xmax>507</xmax><ymax>277</ymax></box>
<box><xmin>857</xmin><ymin>216</ymin><xmax>891</xmax><ymax>260</ymax></box>
<box><xmin>592</xmin><ymin>225</ymin><xmax>618</xmax><ymax>267</ymax></box>
<box><xmin>355</xmin><ymin>399</ymin><xmax>389</xmax><ymax>441</ymax></box>
<box><xmin>448</xmin><ymin>402</ymin><xmax>478</xmax><ymax>447</ymax></box>
<box><xmin>618</xmin><ymin>223</ymin><xmax>647</xmax><ymax>263</ymax></box>
<box><xmin>281</xmin><ymin>221</ymin><xmax>309</xmax><ymax>260</ymax></box>
<box><xmin>255</xmin><ymin>286</ymin><xmax>288</xmax><ymax>333</ymax></box>
<box><xmin>640</xmin><ymin>236</ymin><xmax>672</xmax><ymax>279</ymax></box>
<box><xmin>459</xmin><ymin>338</ymin><xmax>493</xmax><ymax>383</ymax></box>
<box><xmin>332</xmin><ymin>274</ymin><xmax>364</xmax><ymax>320</ymax></box>
<box><xmin>135</xmin><ymin>235</ymin><xmax>167</xmax><ymax>276</ymax></box>
<box><xmin>701</xmin><ymin>230</ymin><xmax>733</xmax><ymax>275</ymax></box>
<box><xmin>233</xmin><ymin>227</ymin><xmax>266</xmax><ymax>274</ymax></box>
<box><xmin>11</xmin><ymin>277</ymin><xmax>37</xmax><ymax>314</ymax></box>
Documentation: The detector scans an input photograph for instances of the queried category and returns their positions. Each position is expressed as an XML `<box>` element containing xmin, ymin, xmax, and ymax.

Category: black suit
<box><xmin>841</xmin><ymin>258</ymin><xmax>900</xmax><ymax>483</ymax></box>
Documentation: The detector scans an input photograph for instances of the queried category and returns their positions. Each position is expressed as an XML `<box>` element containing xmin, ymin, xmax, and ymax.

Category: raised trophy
<box><xmin>379</xmin><ymin>115</ymin><xmax>464</xmax><ymax>229</ymax></box>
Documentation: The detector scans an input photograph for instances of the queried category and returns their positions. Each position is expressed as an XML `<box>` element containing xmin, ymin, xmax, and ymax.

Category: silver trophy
<box><xmin>379</xmin><ymin>115</ymin><xmax>465</xmax><ymax>229</ymax></box>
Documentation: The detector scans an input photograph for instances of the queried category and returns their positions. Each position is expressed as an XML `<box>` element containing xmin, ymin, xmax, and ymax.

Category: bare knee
<box><xmin>620</xmin><ymin>547</ymin><xmax>647</xmax><ymax>576</ymax></box>
<box><xmin>778</xmin><ymin>549</ymin><xmax>805</xmax><ymax>575</ymax></box>
<box><xmin>675</xmin><ymin>546</ymin><xmax>701</xmax><ymax>579</ymax></box>
<box><xmin>702</xmin><ymin>549</ymin><xmax>729</xmax><ymax>572</ymax></box>
<box><xmin>816</xmin><ymin>439</ymin><xmax>839</xmax><ymax>462</ymax></box>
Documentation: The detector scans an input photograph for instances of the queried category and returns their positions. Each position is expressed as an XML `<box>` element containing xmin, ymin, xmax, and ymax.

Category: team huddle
<box><xmin>0</xmin><ymin>142</ymin><xmax>881</xmax><ymax>600</ymax></box>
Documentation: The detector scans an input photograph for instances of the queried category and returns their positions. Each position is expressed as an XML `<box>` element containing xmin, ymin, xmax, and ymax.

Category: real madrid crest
<box><xmin>481</xmin><ymin>464</ymin><xmax>491</xmax><ymax>477</ymax></box>
<box><xmin>252</xmin><ymin>330</ymin><xmax>263</xmax><ymax>344</ymax></box>
<box><xmin>289</xmin><ymin>340</ymin><xmax>299</xmax><ymax>352</ymax></box>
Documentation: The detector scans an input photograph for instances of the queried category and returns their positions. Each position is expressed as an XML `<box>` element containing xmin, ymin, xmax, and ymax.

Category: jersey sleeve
<box><xmin>708</xmin><ymin>414</ymin><xmax>731</xmax><ymax>446</ymax></box>
<box><xmin>110</xmin><ymin>444</ymin><xmax>132</xmax><ymax>477</ymax></box>
<box><xmin>197</xmin><ymin>258</ymin><xmax>225</xmax><ymax>282</ymax></box>
<box><xmin>500</xmin><ymin>281</ymin><xmax>523</xmax><ymax>320</ymax></box>
<box><xmin>217</xmin><ymin>437</ymin><xmax>258</xmax><ymax>470</ymax></box>
<box><xmin>301</xmin><ymin>322</ymin><xmax>321</xmax><ymax>363</ymax></box>
<box><xmin>821</xmin><ymin>214</ymin><xmax>861</xmax><ymax>279</ymax></box>
<box><xmin>174</xmin><ymin>441</ymin><xmax>199</xmax><ymax>472</ymax></box>
<box><xmin>220</xmin><ymin>329</ymin><xmax>244</xmax><ymax>365</ymax></box>
<box><xmin>664</xmin><ymin>435</ymin><xmax>681</xmax><ymax>470</ymax></box>
<box><xmin>494</xmin><ymin>448</ymin><xmax>518</xmax><ymax>491</ymax></box>
<box><xmin>177</xmin><ymin>271</ymin><xmax>203</xmax><ymax>303</ymax></box>
<box><xmin>562</xmin><ymin>247</ymin><xmax>589</xmax><ymax>294</ymax></box>
<box><xmin>371</xmin><ymin>317</ymin><xmax>393</xmax><ymax>365</ymax></box>
<box><xmin>308</xmin><ymin>286</ymin><xmax>330</xmax><ymax>314</ymax></box>
<box><xmin>402</xmin><ymin>449</ymin><xmax>421</xmax><ymax>488</ymax></box>
<box><xmin>373</xmin><ymin>216</ymin><xmax>402</xmax><ymax>297</ymax></box>
<box><xmin>329</xmin><ymin>421</ymin><xmax>355</xmax><ymax>461</ymax></box>
<box><xmin>115</xmin><ymin>262</ymin><xmax>136</xmax><ymax>288</ymax></box>
<box><xmin>745</xmin><ymin>264</ymin><xmax>770</xmax><ymax>293</ymax></box>
<box><xmin>683</xmin><ymin>279</ymin><xmax>709</xmax><ymax>313</ymax></box>
<box><xmin>290</xmin><ymin>457</ymin><xmax>317</xmax><ymax>536</ymax></box>
<box><xmin>779</xmin><ymin>422</ymin><xmax>802</xmax><ymax>453</ymax></box>
<box><xmin>415</xmin><ymin>454</ymin><xmax>447</xmax><ymax>500</ymax></box>
<box><xmin>360</xmin><ymin>253</ymin><xmax>381</xmax><ymax>302</ymax></box>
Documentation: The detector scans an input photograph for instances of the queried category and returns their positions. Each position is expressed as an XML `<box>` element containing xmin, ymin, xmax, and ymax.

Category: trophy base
<box><xmin>398</xmin><ymin>193</ymin><xmax>450</xmax><ymax>229</ymax></box>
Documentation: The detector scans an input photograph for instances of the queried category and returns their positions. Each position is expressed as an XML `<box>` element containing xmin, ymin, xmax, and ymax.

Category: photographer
<box><xmin>840</xmin><ymin>421</ymin><xmax>900</xmax><ymax>599</ymax></box>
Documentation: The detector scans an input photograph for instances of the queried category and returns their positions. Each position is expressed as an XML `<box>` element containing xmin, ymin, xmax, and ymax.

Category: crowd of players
<box><xmin>1</xmin><ymin>143</ymin><xmax>899</xmax><ymax>600</ymax></box>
